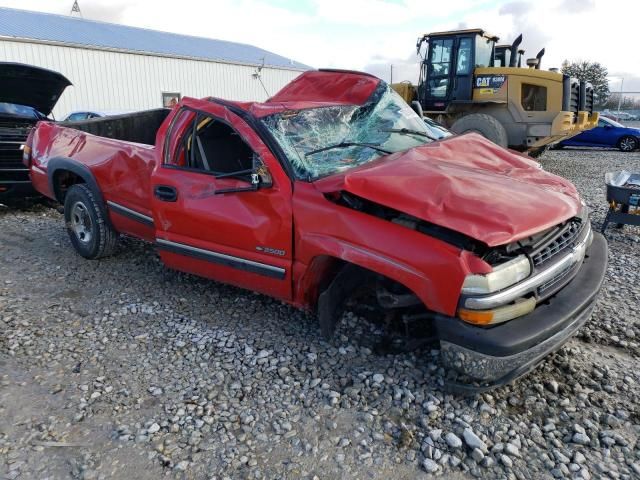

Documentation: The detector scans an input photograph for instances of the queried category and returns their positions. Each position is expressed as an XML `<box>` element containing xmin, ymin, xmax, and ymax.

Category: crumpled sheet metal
<box><xmin>239</xmin><ymin>71</ymin><xmax>381</xmax><ymax>119</ymax></box>
<box><xmin>267</xmin><ymin>70</ymin><xmax>379</xmax><ymax>105</ymax></box>
<box><xmin>31</xmin><ymin>121</ymin><xmax>156</xmax><ymax>217</ymax></box>
<box><xmin>316</xmin><ymin>133</ymin><xmax>581</xmax><ymax>247</ymax></box>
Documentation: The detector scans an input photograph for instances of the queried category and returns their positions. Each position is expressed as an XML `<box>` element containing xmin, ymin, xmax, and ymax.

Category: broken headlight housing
<box><xmin>461</xmin><ymin>255</ymin><xmax>531</xmax><ymax>295</ymax></box>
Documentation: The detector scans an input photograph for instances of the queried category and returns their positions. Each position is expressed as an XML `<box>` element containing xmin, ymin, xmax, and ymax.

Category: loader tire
<box><xmin>451</xmin><ymin>113</ymin><xmax>508</xmax><ymax>148</ymax></box>
<box><xmin>528</xmin><ymin>146</ymin><xmax>548</xmax><ymax>158</ymax></box>
<box><xmin>64</xmin><ymin>184</ymin><xmax>119</xmax><ymax>259</ymax></box>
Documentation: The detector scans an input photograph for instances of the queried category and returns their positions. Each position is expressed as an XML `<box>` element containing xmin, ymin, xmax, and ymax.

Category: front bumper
<box><xmin>435</xmin><ymin>232</ymin><xmax>607</xmax><ymax>393</ymax></box>
<box><xmin>529</xmin><ymin>111</ymin><xmax>599</xmax><ymax>149</ymax></box>
<box><xmin>0</xmin><ymin>180</ymin><xmax>37</xmax><ymax>199</ymax></box>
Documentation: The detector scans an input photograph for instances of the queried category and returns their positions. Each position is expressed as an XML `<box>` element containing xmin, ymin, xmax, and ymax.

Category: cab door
<box><xmin>450</xmin><ymin>37</ymin><xmax>474</xmax><ymax>102</ymax></box>
<box><xmin>422</xmin><ymin>37</ymin><xmax>454</xmax><ymax>110</ymax></box>
<box><xmin>150</xmin><ymin>98</ymin><xmax>293</xmax><ymax>301</ymax></box>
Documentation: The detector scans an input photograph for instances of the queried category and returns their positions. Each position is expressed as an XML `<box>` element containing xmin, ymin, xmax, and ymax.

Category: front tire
<box><xmin>617</xmin><ymin>135</ymin><xmax>638</xmax><ymax>152</ymax></box>
<box><xmin>64</xmin><ymin>184</ymin><xmax>118</xmax><ymax>259</ymax></box>
<box><xmin>450</xmin><ymin>113</ymin><xmax>509</xmax><ymax>148</ymax></box>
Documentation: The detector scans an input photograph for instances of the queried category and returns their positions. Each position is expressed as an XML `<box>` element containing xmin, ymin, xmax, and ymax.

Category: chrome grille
<box><xmin>532</xmin><ymin>220</ymin><xmax>583</xmax><ymax>266</ymax></box>
<box><xmin>537</xmin><ymin>263</ymin><xmax>575</xmax><ymax>296</ymax></box>
<box><xmin>0</xmin><ymin>123</ymin><xmax>32</xmax><ymax>142</ymax></box>
<box><xmin>0</xmin><ymin>124</ymin><xmax>30</xmax><ymax>183</ymax></box>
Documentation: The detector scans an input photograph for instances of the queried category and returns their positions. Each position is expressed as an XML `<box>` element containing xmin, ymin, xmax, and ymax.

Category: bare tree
<box><xmin>561</xmin><ymin>60</ymin><xmax>610</xmax><ymax>108</ymax></box>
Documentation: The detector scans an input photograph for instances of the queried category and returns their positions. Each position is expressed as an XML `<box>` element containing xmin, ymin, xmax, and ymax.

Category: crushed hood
<box><xmin>316</xmin><ymin>133</ymin><xmax>581</xmax><ymax>247</ymax></box>
<box><xmin>0</xmin><ymin>62</ymin><xmax>71</xmax><ymax>116</ymax></box>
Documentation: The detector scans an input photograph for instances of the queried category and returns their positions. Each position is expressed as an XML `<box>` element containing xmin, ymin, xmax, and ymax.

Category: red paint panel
<box><xmin>159</xmin><ymin>250</ymin><xmax>288</xmax><ymax>299</ymax></box>
<box><xmin>291</xmin><ymin>182</ymin><xmax>471</xmax><ymax>316</ymax></box>
<box><xmin>226</xmin><ymin>71</ymin><xmax>382</xmax><ymax>118</ymax></box>
<box><xmin>268</xmin><ymin>71</ymin><xmax>380</xmax><ymax>104</ymax></box>
<box><xmin>29</xmin><ymin>165</ymin><xmax>52</xmax><ymax>198</ymax></box>
<box><xmin>107</xmin><ymin>211</ymin><xmax>155</xmax><ymax>243</ymax></box>
<box><xmin>31</xmin><ymin>121</ymin><xmax>156</xmax><ymax>215</ymax></box>
<box><xmin>151</xmin><ymin>98</ymin><xmax>294</xmax><ymax>301</ymax></box>
<box><xmin>315</xmin><ymin>133</ymin><xmax>581</xmax><ymax>247</ymax></box>
<box><xmin>29</xmin><ymin>121</ymin><xmax>156</xmax><ymax>240</ymax></box>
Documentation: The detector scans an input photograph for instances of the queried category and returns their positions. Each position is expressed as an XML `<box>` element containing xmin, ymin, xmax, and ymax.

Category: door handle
<box><xmin>154</xmin><ymin>185</ymin><xmax>178</xmax><ymax>202</ymax></box>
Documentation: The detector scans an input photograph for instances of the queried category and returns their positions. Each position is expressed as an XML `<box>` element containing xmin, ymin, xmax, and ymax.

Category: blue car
<box><xmin>558</xmin><ymin>116</ymin><xmax>640</xmax><ymax>152</ymax></box>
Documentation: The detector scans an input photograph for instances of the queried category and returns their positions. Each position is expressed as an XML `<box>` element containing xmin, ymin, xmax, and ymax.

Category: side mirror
<box><xmin>255</xmin><ymin>157</ymin><xmax>273</xmax><ymax>188</ymax></box>
<box><xmin>213</xmin><ymin>156</ymin><xmax>272</xmax><ymax>195</ymax></box>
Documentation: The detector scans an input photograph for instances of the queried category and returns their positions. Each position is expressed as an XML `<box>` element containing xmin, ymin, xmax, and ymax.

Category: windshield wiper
<box><xmin>305</xmin><ymin>141</ymin><xmax>391</xmax><ymax>157</ymax></box>
<box><xmin>379</xmin><ymin>128</ymin><xmax>438</xmax><ymax>141</ymax></box>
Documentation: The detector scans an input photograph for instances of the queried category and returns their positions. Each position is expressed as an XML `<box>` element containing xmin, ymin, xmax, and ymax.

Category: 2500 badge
<box><xmin>256</xmin><ymin>246</ymin><xmax>286</xmax><ymax>257</ymax></box>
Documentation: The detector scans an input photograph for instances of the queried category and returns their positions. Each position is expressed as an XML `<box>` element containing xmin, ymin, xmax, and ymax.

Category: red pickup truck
<box><xmin>24</xmin><ymin>70</ymin><xmax>607</xmax><ymax>391</ymax></box>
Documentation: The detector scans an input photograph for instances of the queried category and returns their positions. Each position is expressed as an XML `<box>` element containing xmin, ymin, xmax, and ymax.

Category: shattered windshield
<box><xmin>260</xmin><ymin>84</ymin><xmax>436</xmax><ymax>180</ymax></box>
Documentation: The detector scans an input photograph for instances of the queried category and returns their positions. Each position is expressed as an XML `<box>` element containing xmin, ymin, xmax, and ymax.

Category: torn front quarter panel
<box><xmin>291</xmin><ymin>181</ymin><xmax>489</xmax><ymax>317</ymax></box>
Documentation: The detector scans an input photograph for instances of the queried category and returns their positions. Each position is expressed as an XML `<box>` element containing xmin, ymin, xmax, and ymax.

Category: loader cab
<box><xmin>417</xmin><ymin>29</ymin><xmax>497</xmax><ymax>111</ymax></box>
<box><xmin>494</xmin><ymin>45</ymin><xmax>525</xmax><ymax>68</ymax></box>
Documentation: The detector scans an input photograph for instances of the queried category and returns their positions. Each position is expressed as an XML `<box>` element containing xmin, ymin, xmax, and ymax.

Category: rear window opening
<box><xmin>167</xmin><ymin>110</ymin><xmax>254</xmax><ymax>180</ymax></box>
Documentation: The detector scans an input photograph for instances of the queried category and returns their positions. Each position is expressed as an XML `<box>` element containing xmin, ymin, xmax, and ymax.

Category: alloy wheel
<box><xmin>70</xmin><ymin>201</ymin><xmax>93</xmax><ymax>244</ymax></box>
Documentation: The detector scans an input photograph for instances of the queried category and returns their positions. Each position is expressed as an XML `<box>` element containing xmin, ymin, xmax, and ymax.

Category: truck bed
<box><xmin>29</xmin><ymin>110</ymin><xmax>168</xmax><ymax>238</ymax></box>
<box><xmin>61</xmin><ymin>108</ymin><xmax>170</xmax><ymax>145</ymax></box>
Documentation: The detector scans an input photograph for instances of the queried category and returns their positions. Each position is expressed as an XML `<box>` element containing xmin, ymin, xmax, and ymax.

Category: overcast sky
<box><xmin>2</xmin><ymin>0</ymin><xmax>638</xmax><ymax>91</ymax></box>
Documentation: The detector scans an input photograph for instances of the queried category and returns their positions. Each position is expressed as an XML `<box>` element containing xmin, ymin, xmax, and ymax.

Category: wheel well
<box><xmin>52</xmin><ymin>169</ymin><xmax>86</xmax><ymax>203</ymax></box>
<box><xmin>618</xmin><ymin>134</ymin><xmax>639</xmax><ymax>143</ymax></box>
<box><xmin>301</xmin><ymin>255</ymin><xmax>345</xmax><ymax>307</ymax></box>
<box><xmin>314</xmin><ymin>259</ymin><xmax>427</xmax><ymax>339</ymax></box>
<box><xmin>306</xmin><ymin>256</ymin><xmax>425</xmax><ymax>309</ymax></box>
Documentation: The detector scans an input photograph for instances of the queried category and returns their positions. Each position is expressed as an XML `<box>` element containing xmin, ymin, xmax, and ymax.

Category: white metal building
<box><xmin>0</xmin><ymin>7</ymin><xmax>310</xmax><ymax>118</ymax></box>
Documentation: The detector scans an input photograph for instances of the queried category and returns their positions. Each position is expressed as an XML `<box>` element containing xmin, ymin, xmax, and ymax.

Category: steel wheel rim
<box><xmin>70</xmin><ymin>201</ymin><xmax>93</xmax><ymax>244</ymax></box>
<box><xmin>620</xmin><ymin>138</ymin><xmax>636</xmax><ymax>151</ymax></box>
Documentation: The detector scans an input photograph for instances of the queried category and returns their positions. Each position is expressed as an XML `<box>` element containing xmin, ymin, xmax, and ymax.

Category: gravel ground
<box><xmin>1</xmin><ymin>147</ymin><xmax>640</xmax><ymax>480</ymax></box>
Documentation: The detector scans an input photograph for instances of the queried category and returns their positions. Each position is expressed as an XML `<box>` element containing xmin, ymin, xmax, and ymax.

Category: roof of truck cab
<box><xmin>0</xmin><ymin>7</ymin><xmax>310</xmax><ymax>71</ymax></box>
<box><xmin>217</xmin><ymin>70</ymin><xmax>383</xmax><ymax>118</ymax></box>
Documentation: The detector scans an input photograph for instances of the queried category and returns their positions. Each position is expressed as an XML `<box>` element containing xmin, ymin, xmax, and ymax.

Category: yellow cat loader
<box><xmin>393</xmin><ymin>29</ymin><xmax>598</xmax><ymax>155</ymax></box>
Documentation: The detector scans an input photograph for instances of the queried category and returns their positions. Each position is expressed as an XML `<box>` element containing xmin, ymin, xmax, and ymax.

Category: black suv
<box><xmin>0</xmin><ymin>63</ymin><xmax>70</xmax><ymax>199</ymax></box>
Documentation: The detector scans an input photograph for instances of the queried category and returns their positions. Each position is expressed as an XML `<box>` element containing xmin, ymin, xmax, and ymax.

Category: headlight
<box><xmin>461</xmin><ymin>255</ymin><xmax>531</xmax><ymax>295</ymax></box>
<box><xmin>458</xmin><ymin>297</ymin><xmax>536</xmax><ymax>325</ymax></box>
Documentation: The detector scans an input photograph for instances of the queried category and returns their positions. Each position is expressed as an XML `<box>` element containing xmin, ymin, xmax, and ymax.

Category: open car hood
<box><xmin>316</xmin><ymin>133</ymin><xmax>581</xmax><ymax>247</ymax></box>
<box><xmin>0</xmin><ymin>62</ymin><xmax>71</xmax><ymax>116</ymax></box>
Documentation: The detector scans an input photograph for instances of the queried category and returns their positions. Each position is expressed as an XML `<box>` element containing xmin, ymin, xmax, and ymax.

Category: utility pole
<box><xmin>616</xmin><ymin>78</ymin><xmax>624</xmax><ymax>121</ymax></box>
<box><xmin>70</xmin><ymin>0</ymin><xmax>82</xmax><ymax>17</ymax></box>
<box><xmin>390</xmin><ymin>65</ymin><xmax>393</xmax><ymax>85</ymax></box>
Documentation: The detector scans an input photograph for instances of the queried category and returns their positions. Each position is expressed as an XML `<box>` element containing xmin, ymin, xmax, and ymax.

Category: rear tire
<box><xmin>617</xmin><ymin>135</ymin><xmax>638</xmax><ymax>152</ymax></box>
<box><xmin>450</xmin><ymin>113</ymin><xmax>508</xmax><ymax>148</ymax></box>
<box><xmin>64</xmin><ymin>184</ymin><xmax>118</xmax><ymax>259</ymax></box>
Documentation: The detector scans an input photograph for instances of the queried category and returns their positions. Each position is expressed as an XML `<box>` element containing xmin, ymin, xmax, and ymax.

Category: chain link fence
<box><xmin>598</xmin><ymin>91</ymin><xmax>640</xmax><ymax>127</ymax></box>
